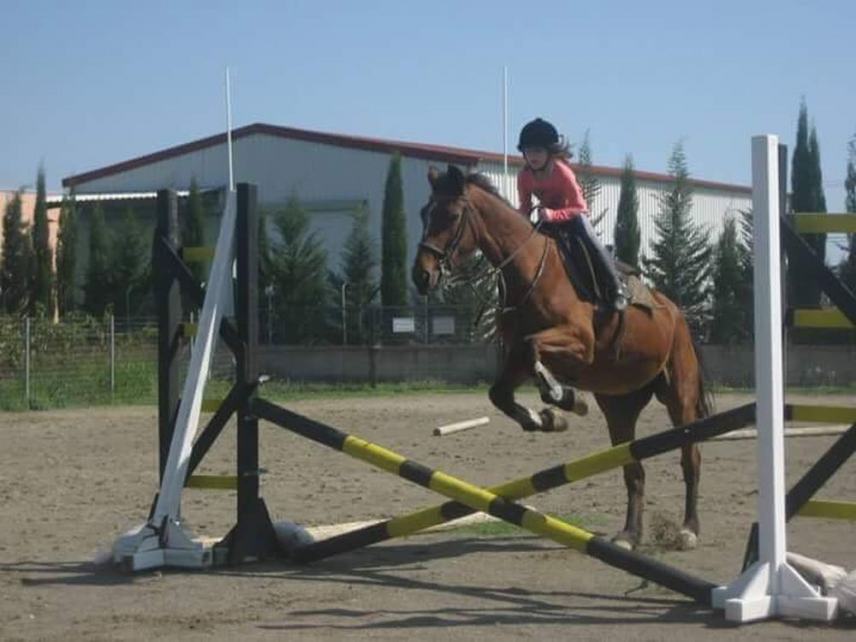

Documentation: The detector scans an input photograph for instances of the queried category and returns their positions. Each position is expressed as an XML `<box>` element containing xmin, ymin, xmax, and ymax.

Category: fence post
<box><xmin>24</xmin><ymin>316</ymin><xmax>30</xmax><ymax>407</ymax></box>
<box><xmin>109</xmin><ymin>314</ymin><xmax>116</xmax><ymax>396</ymax></box>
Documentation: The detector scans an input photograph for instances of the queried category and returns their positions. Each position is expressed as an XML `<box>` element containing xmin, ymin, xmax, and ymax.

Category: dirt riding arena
<box><xmin>1</xmin><ymin>391</ymin><xmax>854</xmax><ymax>640</ymax></box>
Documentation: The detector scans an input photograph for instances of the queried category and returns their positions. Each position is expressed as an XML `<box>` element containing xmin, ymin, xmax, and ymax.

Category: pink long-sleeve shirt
<box><xmin>517</xmin><ymin>159</ymin><xmax>588</xmax><ymax>222</ymax></box>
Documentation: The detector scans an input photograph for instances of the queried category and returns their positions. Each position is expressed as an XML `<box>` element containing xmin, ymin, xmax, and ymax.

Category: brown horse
<box><xmin>412</xmin><ymin>165</ymin><xmax>711</xmax><ymax>550</ymax></box>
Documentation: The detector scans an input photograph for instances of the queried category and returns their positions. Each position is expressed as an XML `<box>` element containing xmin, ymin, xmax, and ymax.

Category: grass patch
<box><xmin>260</xmin><ymin>380</ymin><xmax>490</xmax><ymax>402</ymax></box>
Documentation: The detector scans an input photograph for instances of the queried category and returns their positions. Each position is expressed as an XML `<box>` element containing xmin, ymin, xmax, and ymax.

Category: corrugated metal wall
<box><xmin>72</xmin><ymin>136</ymin><xmax>751</xmax><ymax>277</ymax></box>
<box><xmin>477</xmin><ymin>160</ymin><xmax>751</xmax><ymax>258</ymax></box>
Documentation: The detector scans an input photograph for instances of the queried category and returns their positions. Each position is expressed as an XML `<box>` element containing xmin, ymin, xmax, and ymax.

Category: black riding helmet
<box><xmin>517</xmin><ymin>118</ymin><xmax>559</xmax><ymax>151</ymax></box>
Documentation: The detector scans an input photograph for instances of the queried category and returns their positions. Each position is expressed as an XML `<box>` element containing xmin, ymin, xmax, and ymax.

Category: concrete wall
<box><xmin>256</xmin><ymin>343</ymin><xmax>856</xmax><ymax>388</ymax></box>
<box><xmin>259</xmin><ymin>344</ymin><xmax>500</xmax><ymax>384</ymax></box>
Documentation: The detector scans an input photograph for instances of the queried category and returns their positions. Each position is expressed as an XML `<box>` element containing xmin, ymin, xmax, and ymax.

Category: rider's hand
<box><xmin>537</xmin><ymin>207</ymin><xmax>553</xmax><ymax>222</ymax></box>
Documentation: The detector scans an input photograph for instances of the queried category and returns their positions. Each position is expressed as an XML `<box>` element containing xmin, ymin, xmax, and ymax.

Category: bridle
<box><xmin>417</xmin><ymin>197</ymin><xmax>473</xmax><ymax>279</ymax></box>
<box><xmin>418</xmin><ymin>195</ymin><xmax>549</xmax><ymax>316</ymax></box>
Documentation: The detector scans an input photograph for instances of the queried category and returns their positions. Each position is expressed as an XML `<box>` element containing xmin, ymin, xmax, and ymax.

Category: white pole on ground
<box><xmin>711</xmin><ymin>135</ymin><xmax>837</xmax><ymax>622</ymax></box>
<box><xmin>434</xmin><ymin>416</ymin><xmax>490</xmax><ymax>436</ymax></box>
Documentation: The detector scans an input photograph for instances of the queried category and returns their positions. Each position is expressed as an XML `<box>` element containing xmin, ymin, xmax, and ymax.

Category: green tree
<box><xmin>839</xmin><ymin>134</ymin><xmax>856</xmax><ymax>291</ymax></box>
<box><xmin>55</xmin><ymin>192</ymin><xmax>79</xmax><ymax>316</ymax></box>
<box><xmin>182</xmin><ymin>178</ymin><xmax>207</xmax><ymax>287</ymax></box>
<box><xmin>30</xmin><ymin>166</ymin><xmax>53</xmax><ymax>316</ymax></box>
<box><xmin>643</xmin><ymin>142</ymin><xmax>711</xmax><ymax>332</ymax></box>
<box><xmin>1</xmin><ymin>191</ymin><xmax>32</xmax><ymax>314</ymax></box>
<box><xmin>613</xmin><ymin>155</ymin><xmax>641</xmax><ymax>267</ymax></box>
<box><xmin>111</xmin><ymin>207</ymin><xmax>148</xmax><ymax>320</ymax></box>
<box><xmin>268</xmin><ymin>195</ymin><xmax>331</xmax><ymax>343</ymax></box>
<box><xmin>709</xmin><ymin>217</ymin><xmax>752</xmax><ymax>344</ymax></box>
<box><xmin>257</xmin><ymin>207</ymin><xmax>274</xmax><ymax>342</ymax></box>
<box><xmin>83</xmin><ymin>204</ymin><xmax>113</xmax><ymax>316</ymax></box>
<box><xmin>380</xmin><ymin>153</ymin><xmax>408</xmax><ymax>306</ymax></box>
<box><xmin>576</xmin><ymin>130</ymin><xmax>607</xmax><ymax>230</ymax></box>
<box><xmin>789</xmin><ymin>101</ymin><xmax>827</xmax><ymax>306</ymax></box>
<box><xmin>340</xmin><ymin>203</ymin><xmax>378</xmax><ymax>344</ymax></box>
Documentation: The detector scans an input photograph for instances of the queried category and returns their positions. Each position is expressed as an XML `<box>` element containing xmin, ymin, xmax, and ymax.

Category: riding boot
<box><xmin>570</xmin><ymin>215</ymin><xmax>628</xmax><ymax>311</ymax></box>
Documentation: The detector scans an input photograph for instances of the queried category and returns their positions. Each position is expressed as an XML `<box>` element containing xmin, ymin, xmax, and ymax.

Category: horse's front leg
<box><xmin>528</xmin><ymin>324</ymin><xmax>594</xmax><ymax>416</ymax></box>
<box><xmin>488</xmin><ymin>342</ymin><xmax>567</xmax><ymax>432</ymax></box>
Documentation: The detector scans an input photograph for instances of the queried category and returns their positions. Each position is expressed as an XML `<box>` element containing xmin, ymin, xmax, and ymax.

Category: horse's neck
<box><xmin>470</xmin><ymin>190</ymin><xmax>543</xmax><ymax>268</ymax></box>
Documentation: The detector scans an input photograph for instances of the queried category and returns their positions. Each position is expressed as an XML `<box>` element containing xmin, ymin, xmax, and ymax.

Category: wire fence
<box><xmin>0</xmin><ymin>305</ymin><xmax>491</xmax><ymax>410</ymax></box>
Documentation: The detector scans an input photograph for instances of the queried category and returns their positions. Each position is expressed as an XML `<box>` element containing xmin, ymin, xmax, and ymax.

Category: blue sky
<box><xmin>2</xmin><ymin>0</ymin><xmax>854</xmax><ymax>212</ymax></box>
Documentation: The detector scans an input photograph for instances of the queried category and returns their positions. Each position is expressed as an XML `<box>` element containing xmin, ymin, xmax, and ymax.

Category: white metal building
<box><xmin>63</xmin><ymin>123</ymin><xmax>751</xmax><ymax>273</ymax></box>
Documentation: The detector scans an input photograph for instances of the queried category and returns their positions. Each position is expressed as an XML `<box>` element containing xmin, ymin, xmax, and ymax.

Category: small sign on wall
<box><xmin>432</xmin><ymin>316</ymin><xmax>455</xmax><ymax>335</ymax></box>
<box><xmin>392</xmin><ymin>317</ymin><xmax>415</xmax><ymax>333</ymax></box>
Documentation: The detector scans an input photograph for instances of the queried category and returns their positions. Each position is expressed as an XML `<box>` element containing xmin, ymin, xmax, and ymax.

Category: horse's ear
<box><xmin>427</xmin><ymin>166</ymin><xmax>441</xmax><ymax>190</ymax></box>
<box><xmin>447</xmin><ymin>164</ymin><xmax>465</xmax><ymax>195</ymax></box>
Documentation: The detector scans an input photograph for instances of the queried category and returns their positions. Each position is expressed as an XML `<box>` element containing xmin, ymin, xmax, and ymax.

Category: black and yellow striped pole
<box><xmin>253</xmin><ymin>398</ymin><xmax>726</xmax><ymax>604</ymax></box>
<box><xmin>291</xmin><ymin>403</ymin><xmax>756</xmax><ymax>565</ymax></box>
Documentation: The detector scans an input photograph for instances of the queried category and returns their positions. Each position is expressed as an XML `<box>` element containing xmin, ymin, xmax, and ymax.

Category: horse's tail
<box><xmin>690</xmin><ymin>334</ymin><xmax>714</xmax><ymax>419</ymax></box>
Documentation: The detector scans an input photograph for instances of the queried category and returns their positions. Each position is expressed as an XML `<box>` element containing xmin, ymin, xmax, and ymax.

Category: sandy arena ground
<box><xmin>1</xmin><ymin>391</ymin><xmax>855</xmax><ymax>641</ymax></box>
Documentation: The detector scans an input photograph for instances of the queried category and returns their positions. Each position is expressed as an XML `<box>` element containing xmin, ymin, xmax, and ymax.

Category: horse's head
<box><xmin>412</xmin><ymin>164</ymin><xmax>479</xmax><ymax>295</ymax></box>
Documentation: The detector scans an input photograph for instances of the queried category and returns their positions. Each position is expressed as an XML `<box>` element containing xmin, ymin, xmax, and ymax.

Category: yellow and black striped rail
<box><xmin>786</xmin><ymin>404</ymin><xmax>856</xmax><ymax>424</ymax></box>
<box><xmin>252</xmin><ymin>398</ymin><xmax>734</xmax><ymax>604</ymax></box>
<box><xmin>288</xmin><ymin>403</ymin><xmax>755</xmax><ymax>565</ymax></box>
<box><xmin>793</xmin><ymin>213</ymin><xmax>856</xmax><ymax>234</ymax></box>
<box><xmin>797</xmin><ymin>499</ymin><xmax>856</xmax><ymax>521</ymax></box>
<box><xmin>789</xmin><ymin>308</ymin><xmax>854</xmax><ymax>329</ymax></box>
<box><xmin>186</xmin><ymin>475</ymin><xmax>238</xmax><ymax>490</ymax></box>
<box><xmin>180</xmin><ymin>245</ymin><xmax>216</xmax><ymax>262</ymax></box>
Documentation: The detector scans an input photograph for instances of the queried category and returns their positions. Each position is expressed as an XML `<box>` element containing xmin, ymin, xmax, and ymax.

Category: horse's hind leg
<box><xmin>654</xmin><ymin>325</ymin><xmax>705</xmax><ymax>550</ymax></box>
<box><xmin>595</xmin><ymin>385</ymin><xmax>655</xmax><ymax>549</ymax></box>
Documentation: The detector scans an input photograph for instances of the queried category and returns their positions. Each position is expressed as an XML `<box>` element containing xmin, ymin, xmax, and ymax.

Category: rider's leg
<box><xmin>569</xmin><ymin>214</ymin><xmax>628</xmax><ymax>311</ymax></box>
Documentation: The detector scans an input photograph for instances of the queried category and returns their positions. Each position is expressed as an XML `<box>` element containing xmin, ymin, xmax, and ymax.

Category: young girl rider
<box><xmin>516</xmin><ymin>117</ymin><xmax>628</xmax><ymax>311</ymax></box>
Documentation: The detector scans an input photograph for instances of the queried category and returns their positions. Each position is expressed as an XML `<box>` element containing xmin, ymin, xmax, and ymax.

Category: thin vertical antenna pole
<box><xmin>226</xmin><ymin>67</ymin><xmax>234</xmax><ymax>192</ymax></box>
<box><xmin>502</xmin><ymin>65</ymin><xmax>508</xmax><ymax>194</ymax></box>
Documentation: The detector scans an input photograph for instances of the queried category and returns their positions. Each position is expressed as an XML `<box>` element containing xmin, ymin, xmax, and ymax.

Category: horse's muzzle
<box><xmin>412</xmin><ymin>264</ymin><xmax>440</xmax><ymax>295</ymax></box>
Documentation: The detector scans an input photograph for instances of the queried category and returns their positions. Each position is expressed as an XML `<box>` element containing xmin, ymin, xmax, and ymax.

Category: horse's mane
<box><xmin>464</xmin><ymin>172</ymin><xmax>514</xmax><ymax>209</ymax></box>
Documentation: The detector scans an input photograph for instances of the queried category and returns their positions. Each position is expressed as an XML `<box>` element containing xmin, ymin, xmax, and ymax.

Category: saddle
<box><xmin>547</xmin><ymin>228</ymin><xmax>657</xmax><ymax>311</ymax></box>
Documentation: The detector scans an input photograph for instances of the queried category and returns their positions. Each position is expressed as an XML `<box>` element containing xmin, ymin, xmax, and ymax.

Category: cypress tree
<box><xmin>380</xmin><ymin>153</ymin><xmax>408</xmax><ymax>307</ymax></box>
<box><xmin>30</xmin><ymin>166</ymin><xmax>53</xmax><ymax>316</ymax></box>
<box><xmin>613</xmin><ymin>155</ymin><xmax>641</xmax><ymax>267</ymax></box>
<box><xmin>838</xmin><ymin>134</ymin><xmax>856</xmax><ymax>290</ymax></box>
<box><xmin>182</xmin><ymin>178</ymin><xmax>206</xmax><ymax>285</ymax></box>
<box><xmin>576</xmin><ymin>130</ymin><xmax>602</xmax><ymax>219</ymax></box>
<box><xmin>643</xmin><ymin>142</ymin><xmax>711</xmax><ymax>332</ymax></box>
<box><xmin>83</xmin><ymin>204</ymin><xmax>113</xmax><ymax>316</ymax></box>
<box><xmin>111</xmin><ymin>207</ymin><xmax>147</xmax><ymax>319</ymax></box>
<box><xmin>789</xmin><ymin>101</ymin><xmax>826</xmax><ymax>306</ymax></box>
<box><xmin>709</xmin><ymin>217</ymin><xmax>751</xmax><ymax>344</ymax></box>
<box><xmin>1</xmin><ymin>191</ymin><xmax>32</xmax><ymax>314</ymax></box>
<box><xmin>340</xmin><ymin>203</ymin><xmax>378</xmax><ymax>344</ymax></box>
<box><xmin>269</xmin><ymin>194</ymin><xmax>330</xmax><ymax>343</ymax></box>
<box><xmin>55</xmin><ymin>192</ymin><xmax>79</xmax><ymax>316</ymax></box>
<box><xmin>257</xmin><ymin>207</ymin><xmax>275</xmax><ymax>342</ymax></box>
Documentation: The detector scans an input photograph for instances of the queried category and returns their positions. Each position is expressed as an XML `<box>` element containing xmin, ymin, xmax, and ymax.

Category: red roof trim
<box><xmin>62</xmin><ymin>122</ymin><xmax>750</xmax><ymax>194</ymax></box>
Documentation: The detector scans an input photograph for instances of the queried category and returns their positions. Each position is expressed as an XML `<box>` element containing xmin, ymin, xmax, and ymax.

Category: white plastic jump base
<box><xmin>113</xmin><ymin>521</ymin><xmax>211</xmax><ymax>572</ymax></box>
<box><xmin>114</xmin><ymin>513</ymin><xmax>502</xmax><ymax>571</ymax></box>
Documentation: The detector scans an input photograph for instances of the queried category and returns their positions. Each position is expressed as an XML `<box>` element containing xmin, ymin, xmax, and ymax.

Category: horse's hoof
<box><xmin>678</xmin><ymin>529</ymin><xmax>698</xmax><ymax>550</ymax></box>
<box><xmin>612</xmin><ymin>536</ymin><xmax>634</xmax><ymax>551</ymax></box>
<box><xmin>539</xmin><ymin>408</ymin><xmax>568</xmax><ymax>432</ymax></box>
<box><xmin>572</xmin><ymin>393</ymin><xmax>589</xmax><ymax>416</ymax></box>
